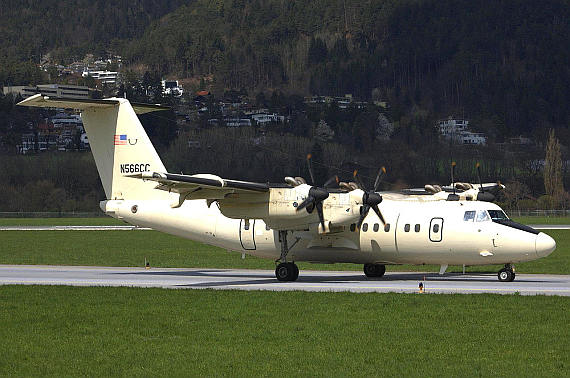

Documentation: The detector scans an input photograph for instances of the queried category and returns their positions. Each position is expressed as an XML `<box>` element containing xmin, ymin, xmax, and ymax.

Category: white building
<box><xmin>457</xmin><ymin>131</ymin><xmax>487</xmax><ymax>145</ymax></box>
<box><xmin>82</xmin><ymin>70</ymin><xmax>118</xmax><ymax>85</ymax></box>
<box><xmin>437</xmin><ymin>117</ymin><xmax>486</xmax><ymax>145</ymax></box>
<box><xmin>251</xmin><ymin>113</ymin><xmax>285</xmax><ymax>125</ymax></box>
<box><xmin>162</xmin><ymin>80</ymin><xmax>183</xmax><ymax>97</ymax></box>
<box><xmin>438</xmin><ymin>117</ymin><xmax>469</xmax><ymax>136</ymax></box>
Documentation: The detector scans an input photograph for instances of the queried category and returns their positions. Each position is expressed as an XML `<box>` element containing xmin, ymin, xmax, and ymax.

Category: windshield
<box><xmin>476</xmin><ymin>210</ymin><xmax>490</xmax><ymax>222</ymax></box>
<box><xmin>488</xmin><ymin>210</ymin><xmax>509</xmax><ymax>221</ymax></box>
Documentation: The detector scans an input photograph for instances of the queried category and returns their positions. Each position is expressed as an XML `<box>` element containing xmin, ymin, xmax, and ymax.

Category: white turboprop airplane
<box><xmin>18</xmin><ymin>94</ymin><xmax>556</xmax><ymax>282</ymax></box>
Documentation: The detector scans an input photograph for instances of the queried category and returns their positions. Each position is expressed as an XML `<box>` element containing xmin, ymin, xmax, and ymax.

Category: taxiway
<box><xmin>0</xmin><ymin>265</ymin><xmax>568</xmax><ymax>296</ymax></box>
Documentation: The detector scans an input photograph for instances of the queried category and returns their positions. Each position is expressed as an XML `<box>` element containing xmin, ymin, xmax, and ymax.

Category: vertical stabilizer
<box><xmin>17</xmin><ymin>95</ymin><xmax>169</xmax><ymax>200</ymax></box>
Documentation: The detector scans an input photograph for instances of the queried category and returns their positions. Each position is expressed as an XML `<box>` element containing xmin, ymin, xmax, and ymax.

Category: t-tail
<box><xmin>17</xmin><ymin>94</ymin><xmax>169</xmax><ymax>202</ymax></box>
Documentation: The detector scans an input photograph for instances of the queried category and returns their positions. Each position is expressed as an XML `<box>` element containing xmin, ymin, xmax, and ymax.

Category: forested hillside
<box><xmin>1</xmin><ymin>0</ymin><xmax>568</xmax><ymax>138</ymax></box>
<box><xmin>126</xmin><ymin>0</ymin><xmax>569</xmax><ymax>138</ymax></box>
<box><xmin>0</xmin><ymin>0</ymin><xmax>187</xmax><ymax>84</ymax></box>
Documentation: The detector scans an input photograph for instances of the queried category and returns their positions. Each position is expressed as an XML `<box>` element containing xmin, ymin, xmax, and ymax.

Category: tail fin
<box><xmin>18</xmin><ymin>94</ymin><xmax>169</xmax><ymax>200</ymax></box>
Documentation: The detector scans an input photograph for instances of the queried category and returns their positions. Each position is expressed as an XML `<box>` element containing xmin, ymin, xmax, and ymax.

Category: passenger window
<box><xmin>404</xmin><ymin>224</ymin><xmax>410</xmax><ymax>232</ymax></box>
<box><xmin>373</xmin><ymin>223</ymin><xmax>379</xmax><ymax>232</ymax></box>
<box><xmin>415</xmin><ymin>224</ymin><xmax>420</xmax><ymax>232</ymax></box>
<box><xmin>476</xmin><ymin>210</ymin><xmax>490</xmax><ymax>222</ymax></box>
<box><xmin>362</xmin><ymin>223</ymin><xmax>368</xmax><ymax>232</ymax></box>
<box><xmin>463</xmin><ymin>211</ymin><xmax>475</xmax><ymax>222</ymax></box>
<box><xmin>433</xmin><ymin>224</ymin><xmax>440</xmax><ymax>233</ymax></box>
<box><xmin>350</xmin><ymin>223</ymin><xmax>356</xmax><ymax>232</ymax></box>
<box><xmin>384</xmin><ymin>224</ymin><xmax>390</xmax><ymax>232</ymax></box>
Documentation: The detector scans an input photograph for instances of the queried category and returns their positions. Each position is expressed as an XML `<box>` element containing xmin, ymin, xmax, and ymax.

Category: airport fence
<box><xmin>505</xmin><ymin>209</ymin><xmax>570</xmax><ymax>217</ymax></box>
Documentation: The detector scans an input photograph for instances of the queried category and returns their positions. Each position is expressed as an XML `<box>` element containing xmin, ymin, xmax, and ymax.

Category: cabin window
<box><xmin>415</xmin><ymin>224</ymin><xmax>420</xmax><ymax>232</ymax></box>
<box><xmin>463</xmin><ymin>211</ymin><xmax>475</xmax><ymax>222</ymax></box>
<box><xmin>350</xmin><ymin>223</ymin><xmax>356</xmax><ymax>232</ymax></box>
<box><xmin>384</xmin><ymin>224</ymin><xmax>391</xmax><ymax>232</ymax></box>
<box><xmin>373</xmin><ymin>223</ymin><xmax>379</xmax><ymax>232</ymax></box>
<box><xmin>476</xmin><ymin>210</ymin><xmax>490</xmax><ymax>222</ymax></box>
<box><xmin>362</xmin><ymin>223</ymin><xmax>368</xmax><ymax>232</ymax></box>
<box><xmin>432</xmin><ymin>224</ymin><xmax>440</xmax><ymax>233</ymax></box>
<box><xmin>404</xmin><ymin>224</ymin><xmax>410</xmax><ymax>232</ymax></box>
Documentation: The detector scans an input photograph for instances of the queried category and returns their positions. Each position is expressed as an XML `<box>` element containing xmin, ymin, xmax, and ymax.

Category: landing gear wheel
<box><xmin>275</xmin><ymin>262</ymin><xmax>299</xmax><ymax>282</ymax></box>
<box><xmin>364</xmin><ymin>263</ymin><xmax>386</xmax><ymax>278</ymax></box>
<box><xmin>498</xmin><ymin>268</ymin><xmax>515</xmax><ymax>282</ymax></box>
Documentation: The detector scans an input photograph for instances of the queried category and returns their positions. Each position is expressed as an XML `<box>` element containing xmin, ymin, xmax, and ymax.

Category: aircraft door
<box><xmin>429</xmin><ymin>218</ymin><xmax>443</xmax><ymax>242</ymax></box>
<box><xmin>239</xmin><ymin>219</ymin><xmax>256</xmax><ymax>250</ymax></box>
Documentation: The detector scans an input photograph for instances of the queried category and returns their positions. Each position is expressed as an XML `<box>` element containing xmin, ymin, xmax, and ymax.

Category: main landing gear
<box><xmin>275</xmin><ymin>230</ymin><xmax>299</xmax><ymax>282</ymax></box>
<box><xmin>498</xmin><ymin>264</ymin><xmax>516</xmax><ymax>282</ymax></box>
<box><xmin>363</xmin><ymin>263</ymin><xmax>386</xmax><ymax>278</ymax></box>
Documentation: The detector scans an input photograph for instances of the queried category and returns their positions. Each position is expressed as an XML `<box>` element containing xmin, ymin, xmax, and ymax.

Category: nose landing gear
<box><xmin>498</xmin><ymin>264</ymin><xmax>515</xmax><ymax>282</ymax></box>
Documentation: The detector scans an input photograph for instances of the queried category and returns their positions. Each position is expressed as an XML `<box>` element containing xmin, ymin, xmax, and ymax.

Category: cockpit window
<box><xmin>476</xmin><ymin>210</ymin><xmax>490</xmax><ymax>222</ymax></box>
<box><xmin>463</xmin><ymin>211</ymin><xmax>475</xmax><ymax>221</ymax></box>
<box><xmin>488</xmin><ymin>210</ymin><xmax>509</xmax><ymax>221</ymax></box>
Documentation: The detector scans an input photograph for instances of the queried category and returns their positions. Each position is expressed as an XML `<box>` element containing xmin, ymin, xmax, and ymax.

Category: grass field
<box><xmin>0</xmin><ymin>285</ymin><xmax>567</xmax><ymax>376</ymax></box>
<box><xmin>0</xmin><ymin>228</ymin><xmax>567</xmax><ymax>275</ymax></box>
<box><xmin>0</xmin><ymin>217</ymin><xmax>124</xmax><ymax>226</ymax></box>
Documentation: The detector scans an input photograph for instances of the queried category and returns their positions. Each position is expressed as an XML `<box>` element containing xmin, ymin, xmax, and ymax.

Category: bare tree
<box><xmin>544</xmin><ymin>129</ymin><xmax>564</xmax><ymax>209</ymax></box>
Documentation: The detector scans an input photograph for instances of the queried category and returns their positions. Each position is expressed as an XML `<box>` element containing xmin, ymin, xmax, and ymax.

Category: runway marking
<box><xmin>0</xmin><ymin>226</ymin><xmax>152</xmax><ymax>231</ymax></box>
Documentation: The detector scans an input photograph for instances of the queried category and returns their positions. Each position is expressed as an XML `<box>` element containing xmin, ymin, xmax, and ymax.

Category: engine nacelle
<box><xmin>218</xmin><ymin>185</ymin><xmax>363</xmax><ymax>231</ymax></box>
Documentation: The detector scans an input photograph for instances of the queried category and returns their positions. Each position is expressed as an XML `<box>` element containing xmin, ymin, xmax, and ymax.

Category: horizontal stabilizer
<box><xmin>17</xmin><ymin>94</ymin><xmax>169</xmax><ymax>114</ymax></box>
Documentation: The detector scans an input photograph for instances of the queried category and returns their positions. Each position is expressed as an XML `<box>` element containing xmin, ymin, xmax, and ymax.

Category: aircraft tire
<box><xmin>364</xmin><ymin>263</ymin><xmax>386</xmax><ymax>278</ymax></box>
<box><xmin>498</xmin><ymin>268</ymin><xmax>515</xmax><ymax>282</ymax></box>
<box><xmin>275</xmin><ymin>262</ymin><xmax>299</xmax><ymax>281</ymax></box>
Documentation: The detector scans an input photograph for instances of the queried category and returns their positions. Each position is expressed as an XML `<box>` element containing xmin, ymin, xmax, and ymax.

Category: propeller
<box><xmin>475</xmin><ymin>162</ymin><xmax>496</xmax><ymax>202</ymax></box>
<box><xmin>296</xmin><ymin>154</ymin><xmax>338</xmax><ymax>230</ymax></box>
<box><xmin>353</xmin><ymin>167</ymin><xmax>386</xmax><ymax>227</ymax></box>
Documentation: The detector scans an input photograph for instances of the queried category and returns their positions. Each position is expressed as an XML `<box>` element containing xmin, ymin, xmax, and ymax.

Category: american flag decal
<box><xmin>114</xmin><ymin>134</ymin><xmax>127</xmax><ymax>145</ymax></box>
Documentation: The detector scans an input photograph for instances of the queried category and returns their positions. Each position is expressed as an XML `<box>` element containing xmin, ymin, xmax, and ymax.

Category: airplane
<box><xmin>18</xmin><ymin>94</ymin><xmax>556</xmax><ymax>282</ymax></box>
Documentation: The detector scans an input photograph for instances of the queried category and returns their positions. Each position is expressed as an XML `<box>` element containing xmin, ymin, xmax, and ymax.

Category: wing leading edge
<box><xmin>126</xmin><ymin>172</ymin><xmax>269</xmax><ymax>208</ymax></box>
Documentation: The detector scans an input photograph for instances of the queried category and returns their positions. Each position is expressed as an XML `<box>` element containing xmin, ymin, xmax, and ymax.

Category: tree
<box><xmin>544</xmin><ymin>129</ymin><xmax>564</xmax><ymax>209</ymax></box>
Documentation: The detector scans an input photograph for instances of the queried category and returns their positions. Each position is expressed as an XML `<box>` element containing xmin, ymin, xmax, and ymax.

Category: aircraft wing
<box><xmin>126</xmin><ymin>172</ymin><xmax>270</xmax><ymax>207</ymax></box>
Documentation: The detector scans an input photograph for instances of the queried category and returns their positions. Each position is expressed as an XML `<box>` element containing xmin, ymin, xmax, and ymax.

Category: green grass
<box><xmin>0</xmin><ymin>217</ymin><xmax>124</xmax><ymax>226</ymax></box>
<box><xmin>0</xmin><ymin>229</ymin><xmax>567</xmax><ymax>274</ymax></box>
<box><xmin>0</xmin><ymin>286</ymin><xmax>567</xmax><ymax>376</ymax></box>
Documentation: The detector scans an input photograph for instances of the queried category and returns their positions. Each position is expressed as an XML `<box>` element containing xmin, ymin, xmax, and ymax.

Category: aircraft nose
<box><xmin>535</xmin><ymin>232</ymin><xmax>556</xmax><ymax>258</ymax></box>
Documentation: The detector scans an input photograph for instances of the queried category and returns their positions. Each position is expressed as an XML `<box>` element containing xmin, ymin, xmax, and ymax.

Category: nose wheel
<box><xmin>498</xmin><ymin>264</ymin><xmax>515</xmax><ymax>282</ymax></box>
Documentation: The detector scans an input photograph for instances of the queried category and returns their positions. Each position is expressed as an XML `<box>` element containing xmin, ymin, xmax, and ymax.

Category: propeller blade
<box><xmin>353</xmin><ymin>170</ymin><xmax>367</xmax><ymax>191</ymax></box>
<box><xmin>306</xmin><ymin>154</ymin><xmax>315</xmax><ymax>185</ymax></box>
<box><xmin>373</xmin><ymin>167</ymin><xmax>386</xmax><ymax>192</ymax></box>
<box><xmin>323</xmin><ymin>175</ymin><xmax>339</xmax><ymax>188</ymax></box>
<box><xmin>296</xmin><ymin>197</ymin><xmax>314</xmax><ymax>211</ymax></box>
<box><xmin>372</xmin><ymin>205</ymin><xmax>386</xmax><ymax>225</ymax></box>
<box><xmin>315</xmin><ymin>201</ymin><xmax>326</xmax><ymax>230</ymax></box>
<box><xmin>357</xmin><ymin>204</ymin><xmax>370</xmax><ymax>228</ymax></box>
